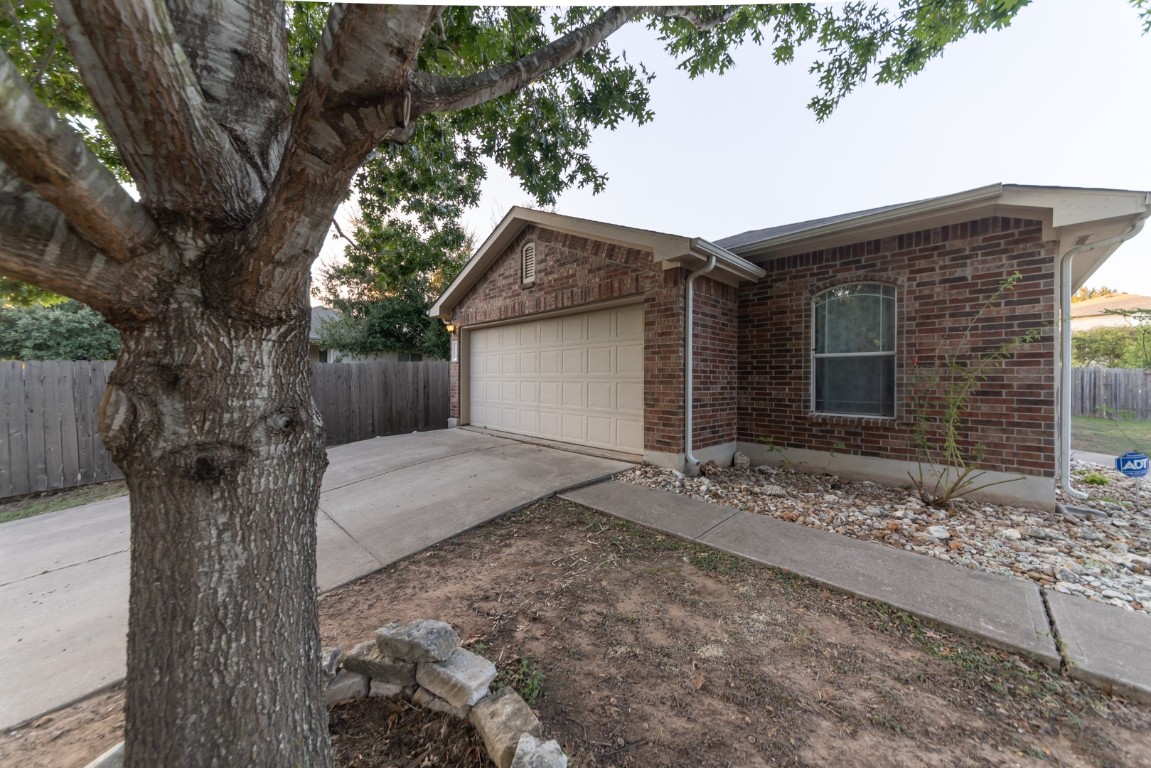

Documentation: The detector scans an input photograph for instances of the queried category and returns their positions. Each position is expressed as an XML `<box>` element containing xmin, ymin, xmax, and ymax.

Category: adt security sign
<box><xmin>1115</xmin><ymin>451</ymin><xmax>1149</xmax><ymax>478</ymax></box>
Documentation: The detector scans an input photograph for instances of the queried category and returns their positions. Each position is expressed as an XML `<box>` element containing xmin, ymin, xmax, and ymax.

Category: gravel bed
<box><xmin>616</xmin><ymin>457</ymin><xmax>1151</xmax><ymax>613</ymax></box>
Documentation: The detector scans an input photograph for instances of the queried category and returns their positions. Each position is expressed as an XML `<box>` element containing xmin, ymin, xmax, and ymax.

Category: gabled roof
<box><xmin>429</xmin><ymin>207</ymin><xmax>765</xmax><ymax>319</ymax></box>
<box><xmin>1070</xmin><ymin>293</ymin><xmax>1151</xmax><ymax>318</ymax></box>
<box><xmin>716</xmin><ymin>184</ymin><xmax>1151</xmax><ymax>291</ymax></box>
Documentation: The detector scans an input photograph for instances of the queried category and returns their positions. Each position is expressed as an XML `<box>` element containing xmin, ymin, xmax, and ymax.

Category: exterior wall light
<box><xmin>444</xmin><ymin>322</ymin><xmax>456</xmax><ymax>334</ymax></box>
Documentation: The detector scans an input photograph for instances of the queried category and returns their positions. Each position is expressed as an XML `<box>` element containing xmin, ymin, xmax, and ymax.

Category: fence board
<box><xmin>1071</xmin><ymin>367</ymin><xmax>1151</xmax><ymax>419</ymax></box>
<box><xmin>1</xmin><ymin>362</ymin><xmax>29</xmax><ymax>497</ymax></box>
<box><xmin>0</xmin><ymin>360</ymin><xmax>449</xmax><ymax>499</ymax></box>
<box><xmin>25</xmin><ymin>362</ymin><xmax>49</xmax><ymax>493</ymax></box>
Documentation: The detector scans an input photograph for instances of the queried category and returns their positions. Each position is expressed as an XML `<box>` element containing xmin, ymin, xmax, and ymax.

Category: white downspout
<box><xmin>684</xmin><ymin>254</ymin><xmax>717</xmax><ymax>474</ymax></box>
<box><xmin>1059</xmin><ymin>215</ymin><xmax>1148</xmax><ymax>500</ymax></box>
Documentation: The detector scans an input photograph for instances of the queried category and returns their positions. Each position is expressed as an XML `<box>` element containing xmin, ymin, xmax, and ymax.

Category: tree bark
<box><xmin>100</xmin><ymin>293</ymin><xmax>332</xmax><ymax>767</ymax></box>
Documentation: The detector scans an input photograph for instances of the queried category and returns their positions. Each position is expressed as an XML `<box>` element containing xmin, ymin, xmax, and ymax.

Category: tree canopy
<box><xmin>3</xmin><ymin>3</ymin><xmax>1148</xmax><ymax>767</ymax></box>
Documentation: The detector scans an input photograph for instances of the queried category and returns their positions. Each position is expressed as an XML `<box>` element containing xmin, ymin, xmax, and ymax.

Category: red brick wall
<box><xmin>737</xmin><ymin>217</ymin><xmax>1057</xmax><ymax>476</ymax></box>
<box><xmin>692</xmin><ymin>277</ymin><xmax>739</xmax><ymax>450</ymax></box>
<box><xmin>449</xmin><ymin>226</ymin><xmax>686</xmax><ymax>453</ymax></box>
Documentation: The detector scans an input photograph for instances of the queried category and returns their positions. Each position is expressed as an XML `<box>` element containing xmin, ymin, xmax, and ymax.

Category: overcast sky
<box><xmin>320</xmin><ymin>0</ymin><xmax>1151</xmax><ymax>295</ymax></box>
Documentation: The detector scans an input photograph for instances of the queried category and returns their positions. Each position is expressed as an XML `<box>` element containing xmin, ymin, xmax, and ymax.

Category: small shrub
<box><xmin>1080</xmin><ymin>472</ymin><xmax>1109</xmax><ymax>486</ymax></box>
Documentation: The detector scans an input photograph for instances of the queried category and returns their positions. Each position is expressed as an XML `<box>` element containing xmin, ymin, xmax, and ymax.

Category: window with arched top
<box><xmin>520</xmin><ymin>242</ymin><xmax>536</xmax><ymax>286</ymax></box>
<box><xmin>812</xmin><ymin>283</ymin><xmax>896</xmax><ymax>417</ymax></box>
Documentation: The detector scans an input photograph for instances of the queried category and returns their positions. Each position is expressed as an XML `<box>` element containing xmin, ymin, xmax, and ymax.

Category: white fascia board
<box><xmin>730</xmin><ymin>184</ymin><xmax>1151</xmax><ymax>262</ymax></box>
<box><xmin>1000</xmin><ymin>186</ymin><xmax>1151</xmax><ymax>229</ymax></box>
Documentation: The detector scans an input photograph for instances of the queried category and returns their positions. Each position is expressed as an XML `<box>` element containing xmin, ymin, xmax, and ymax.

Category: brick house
<box><xmin>430</xmin><ymin>184</ymin><xmax>1150</xmax><ymax>508</ymax></box>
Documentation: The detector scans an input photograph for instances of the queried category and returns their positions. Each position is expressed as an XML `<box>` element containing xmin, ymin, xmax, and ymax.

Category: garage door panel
<box><xmin>561</xmin><ymin>381</ymin><xmax>584</xmax><ymax>407</ymax></box>
<box><xmin>586</xmin><ymin>416</ymin><xmax>612</xmax><ymax>446</ymax></box>
<box><xmin>587</xmin><ymin>382</ymin><xmax>613</xmax><ymax>410</ymax></box>
<box><xmin>587</xmin><ymin>346</ymin><xmax>613</xmax><ymax>374</ymax></box>
<box><xmin>617</xmin><ymin>382</ymin><xmax>643</xmax><ymax>412</ymax></box>
<box><xmin>617</xmin><ymin>420</ymin><xmax>643</xmax><ymax>452</ymax></box>
<box><xmin>561</xmin><ymin>413</ymin><xmax>584</xmax><ymax>441</ymax></box>
<box><xmin>539</xmin><ymin>381</ymin><xmax>560</xmax><ymax>405</ymax></box>
<box><xmin>561</xmin><ymin>348</ymin><xmax>585</xmax><ymax>374</ymax></box>
<box><xmin>617</xmin><ymin>344</ymin><xmax>643</xmax><ymax>374</ymax></box>
<box><xmin>588</xmin><ymin>312</ymin><xmax>612</xmax><ymax>340</ymax></box>
<box><xmin>618</xmin><ymin>304</ymin><xmax>643</xmax><ymax>335</ymax></box>
<box><xmin>540</xmin><ymin>319</ymin><xmax>561</xmax><ymax>343</ymax></box>
<box><xmin>469</xmin><ymin>305</ymin><xmax>643</xmax><ymax>455</ymax></box>
<box><xmin>562</xmin><ymin>316</ymin><xmax>585</xmax><ymax>341</ymax></box>
<box><xmin>538</xmin><ymin>411</ymin><xmax>560</xmax><ymax>437</ymax></box>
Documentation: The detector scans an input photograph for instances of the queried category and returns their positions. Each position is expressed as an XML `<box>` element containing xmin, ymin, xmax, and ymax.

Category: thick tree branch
<box><xmin>0</xmin><ymin>166</ymin><xmax>124</xmax><ymax>313</ymax></box>
<box><xmin>409</xmin><ymin>7</ymin><xmax>641</xmax><ymax>115</ymax></box>
<box><xmin>53</xmin><ymin>0</ymin><xmax>262</xmax><ymax>221</ymax></box>
<box><xmin>166</xmin><ymin>0</ymin><xmax>291</xmax><ymax>187</ymax></box>
<box><xmin>225</xmin><ymin>4</ymin><xmax>441</xmax><ymax>316</ymax></box>
<box><xmin>0</xmin><ymin>50</ymin><xmax>165</xmax><ymax>264</ymax></box>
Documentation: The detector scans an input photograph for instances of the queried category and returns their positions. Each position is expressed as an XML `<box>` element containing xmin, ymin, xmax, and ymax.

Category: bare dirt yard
<box><xmin>3</xmin><ymin>497</ymin><xmax>1149</xmax><ymax>767</ymax></box>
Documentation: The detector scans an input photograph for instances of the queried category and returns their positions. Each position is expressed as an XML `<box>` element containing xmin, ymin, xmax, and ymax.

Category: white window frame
<box><xmin>811</xmin><ymin>282</ymin><xmax>897</xmax><ymax>418</ymax></box>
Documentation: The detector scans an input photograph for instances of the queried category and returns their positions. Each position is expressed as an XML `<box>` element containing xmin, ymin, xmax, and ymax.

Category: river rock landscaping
<box><xmin>619</xmin><ymin>456</ymin><xmax>1151</xmax><ymax>614</ymax></box>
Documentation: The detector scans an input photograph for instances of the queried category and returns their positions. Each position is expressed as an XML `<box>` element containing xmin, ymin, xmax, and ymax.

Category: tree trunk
<box><xmin>100</xmin><ymin>295</ymin><xmax>332</xmax><ymax>767</ymax></box>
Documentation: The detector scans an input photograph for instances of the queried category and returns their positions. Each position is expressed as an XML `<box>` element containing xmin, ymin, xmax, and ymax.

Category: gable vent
<box><xmin>521</xmin><ymin>242</ymin><xmax>536</xmax><ymax>285</ymax></box>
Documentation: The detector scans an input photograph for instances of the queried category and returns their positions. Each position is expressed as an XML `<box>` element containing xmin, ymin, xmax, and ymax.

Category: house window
<box><xmin>520</xmin><ymin>243</ymin><xmax>536</xmax><ymax>286</ymax></box>
<box><xmin>813</xmin><ymin>283</ymin><xmax>895</xmax><ymax>417</ymax></box>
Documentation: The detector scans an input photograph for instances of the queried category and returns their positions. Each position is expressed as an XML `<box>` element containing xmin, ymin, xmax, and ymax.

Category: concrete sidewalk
<box><xmin>561</xmin><ymin>480</ymin><xmax>1151</xmax><ymax>704</ymax></box>
<box><xmin>0</xmin><ymin>430</ymin><xmax>631</xmax><ymax>730</ymax></box>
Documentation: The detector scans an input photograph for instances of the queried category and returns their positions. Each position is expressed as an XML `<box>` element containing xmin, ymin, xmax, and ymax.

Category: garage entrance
<box><xmin>468</xmin><ymin>304</ymin><xmax>643</xmax><ymax>454</ymax></box>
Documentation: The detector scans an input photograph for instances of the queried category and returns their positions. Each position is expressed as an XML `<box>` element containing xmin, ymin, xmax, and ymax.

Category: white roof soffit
<box><xmin>725</xmin><ymin>184</ymin><xmax>1151</xmax><ymax>264</ymax></box>
<box><xmin>428</xmin><ymin>208</ymin><xmax>765</xmax><ymax>318</ymax></box>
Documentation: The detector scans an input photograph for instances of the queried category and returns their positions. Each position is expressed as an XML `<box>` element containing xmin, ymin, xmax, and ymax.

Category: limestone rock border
<box><xmin>84</xmin><ymin>619</ymin><xmax>567</xmax><ymax>768</ymax></box>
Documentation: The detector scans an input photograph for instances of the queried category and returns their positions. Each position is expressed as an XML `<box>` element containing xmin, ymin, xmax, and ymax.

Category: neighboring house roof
<box><xmin>310</xmin><ymin>306</ymin><xmax>339</xmax><ymax>342</ymax></box>
<box><xmin>429</xmin><ymin>207</ymin><xmax>765</xmax><ymax>319</ymax></box>
<box><xmin>1070</xmin><ymin>293</ymin><xmax>1151</xmax><ymax>330</ymax></box>
<box><xmin>716</xmin><ymin>184</ymin><xmax>1151</xmax><ymax>291</ymax></box>
<box><xmin>1070</xmin><ymin>293</ymin><xmax>1151</xmax><ymax>317</ymax></box>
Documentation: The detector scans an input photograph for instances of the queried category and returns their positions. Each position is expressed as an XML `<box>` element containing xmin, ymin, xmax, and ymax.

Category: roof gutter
<box><xmin>1059</xmin><ymin>211</ymin><xmax>1149</xmax><ymax>500</ymax></box>
<box><xmin>684</xmin><ymin>254</ymin><xmax>717</xmax><ymax>475</ymax></box>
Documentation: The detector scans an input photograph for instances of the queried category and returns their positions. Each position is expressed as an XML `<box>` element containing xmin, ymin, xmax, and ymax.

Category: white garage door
<box><xmin>469</xmin><ymin>304</ymin><xmax>644</xmax><ymax>454</ymax></box>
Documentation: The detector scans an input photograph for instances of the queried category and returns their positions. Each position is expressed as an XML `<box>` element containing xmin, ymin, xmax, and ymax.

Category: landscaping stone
<box><xmin>618</xmin><ymin>459</ymin><xmax>1151</xmax><ymax>614</ymax></box>
<box><xmin>369</xmin><ymin>680</ymin><xmax>405</xmax><ymax>699</ymax></box>
<box><xmin>343</xmin><ymin>640</ymin><xmax>417</xmax><ymax>685</ymax></box>
<box><xmin>412</xmin><ymin>686</ymin><xmax>471</xmax><ymax>719</ymax></box>
<box><xmin>470</xmin><ymin>686</ymin><xmax>542</xmax><ymax>768</ymax></box>
<box><xmin>320</xmin><ymin>646</ymin><xmax>342</xmax><ymax>679</ymax></box>
<box><xmin>325</xmin><ymin>670</ymin><xmax>368</xmax><ymax>705</ymax></box>
<box><xmin>732</xmin><ymin>451</ymin><xmax>750</xmax><ymax>470</ymax></box>
<box><xmin>376</xmin><ymin>619</ymin><xmax>459</xmax><ymax>662</ymax></box>
<box><xmin>417</xmin><ymin>647</ymin><xmax>497</xmax><ymax>708</ymax></box>
<box><xmin>511</xmin><ymin>733</ymin><xmax>569</xmax><ymax>768</ymax></box>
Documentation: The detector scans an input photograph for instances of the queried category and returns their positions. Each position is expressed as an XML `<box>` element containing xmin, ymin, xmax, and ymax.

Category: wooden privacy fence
<box><xmin>1072</xmin><ymin>367</ymin><xmax>1151</xmax><ymax>419</ymax></box>
<box><xmin>0</xmin><ymin>360</ymin><xmax>450</xmax><ymax>499</ymax></box>
<box><xmin>311</xmin><ymin>361</ymin><xmax>450</xmax><ymax>445</ymax></box>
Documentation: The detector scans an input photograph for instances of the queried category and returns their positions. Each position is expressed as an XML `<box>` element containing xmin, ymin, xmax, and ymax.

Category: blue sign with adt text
<box><xmin>1115</xmin><ymin>451</ymin><xmax>1149</xmax><ymax>478</ymax></box>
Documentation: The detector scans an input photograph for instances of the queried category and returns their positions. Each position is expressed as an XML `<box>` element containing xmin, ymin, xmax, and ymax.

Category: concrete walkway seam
<box><xmin>0</xmin><ymin>548</ymin><xmax>129</xmax><ymax>589</ymax></box>
<box><xmin>321</xmin><ymin>442</ymin><xmax>514</xmax><ymax>495</ymax></box>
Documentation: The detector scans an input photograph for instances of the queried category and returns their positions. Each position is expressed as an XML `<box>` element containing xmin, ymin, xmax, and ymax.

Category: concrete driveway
<box><xmin>0</xmin><ymin>429</ymin><xmax>631</xmax><ymax>730</ymax></box>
